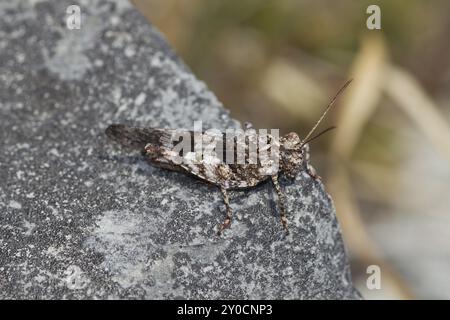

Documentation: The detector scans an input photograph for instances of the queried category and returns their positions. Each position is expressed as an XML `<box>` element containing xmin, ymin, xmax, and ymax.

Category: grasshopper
<box><xmin>106</xmin><ymin>80</ymin><xmax>351</xmax><ymax>235</ymax></box>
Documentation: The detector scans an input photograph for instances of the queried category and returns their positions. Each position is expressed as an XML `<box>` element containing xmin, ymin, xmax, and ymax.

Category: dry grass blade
<box><xmin>384</xmin><ymin>66</ymin><xmax>450</xmax><ymax>166</ymax></box>
<box><xmin>331</xmin><ymin>34</ymin><xmax>387</xmax><ymax>158</ymax></box>
<box><xmin>329</xmin><ymin>32</ymin><xmax>387</xmax><ymax>263</ymax></box>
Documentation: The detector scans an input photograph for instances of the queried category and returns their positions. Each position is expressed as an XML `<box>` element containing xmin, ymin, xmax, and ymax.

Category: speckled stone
<box><xmin>0</xmin><ymin>0</ymin><xmax>360</xmax><ymax>299</ymax></box>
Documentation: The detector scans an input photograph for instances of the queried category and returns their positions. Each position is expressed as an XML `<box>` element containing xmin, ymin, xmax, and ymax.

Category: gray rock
<box><xmin>0</xmin><ymin>0</ymin><xmax>360</xmax><ymax>299</ymax></box>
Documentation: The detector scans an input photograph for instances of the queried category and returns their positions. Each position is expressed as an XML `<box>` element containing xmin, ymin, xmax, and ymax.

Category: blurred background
<box><xmin>130</xmin><ymin>0</ymin><xmax>450</xmax><ymax>299</ymax></box>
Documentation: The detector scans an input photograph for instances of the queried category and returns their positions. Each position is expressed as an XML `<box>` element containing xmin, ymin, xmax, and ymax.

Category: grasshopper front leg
<box><xmin>303</xmin><ymin>143</ymin><xmax>321</xmax><ymax>181</ymax></box>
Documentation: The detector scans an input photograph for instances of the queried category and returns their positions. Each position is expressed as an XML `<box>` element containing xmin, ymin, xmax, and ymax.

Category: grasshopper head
<box><xmin>280</xmin><ymin>132</ymin><xmax>305</xmax><ymax>179</ymax></box>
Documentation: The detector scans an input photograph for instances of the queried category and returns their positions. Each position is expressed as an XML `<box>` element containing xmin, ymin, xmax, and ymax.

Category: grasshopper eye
<box><xmin>281</xmin><ymin>132</ymin><xmax>301</xmax><ymax>150</ymax></box>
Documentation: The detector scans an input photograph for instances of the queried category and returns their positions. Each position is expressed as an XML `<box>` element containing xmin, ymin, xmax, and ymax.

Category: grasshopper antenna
<box><xmin>302</xmin><ymin>126</ymin><xmax>336</xmax><ymax>145</ymax></box>
<box><xmin>300</xmin><ymin>79</ymin><xmax>352</xmax><ymax>147</ymax></box>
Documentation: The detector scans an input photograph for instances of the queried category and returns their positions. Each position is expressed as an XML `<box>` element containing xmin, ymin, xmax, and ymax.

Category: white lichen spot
<box><xmin>16</xmin><ymin>170</ymin><xmax>25</xmax><ymax>180</ymax></box>
<box><xmin>16</xmin><ymin>52</ymin><xmax>26</xmax><ymax>63</ymax></box>
<box><xmin>150</xmin><ymin>54</ymin><xmax>162</xmax><ymax>67</ymax></box>
<box><xmin>202</xmin><ymin>265</ymin><xmax>214</xmax><ymax>273</ymax></box>
<box><xmin>17</xmin><ymin>143</ymin><xmax>30</xmax><ymax>149</ymax></box>
<box><xmin>110</xmin><ymin>15</ymin><xmax>120</xmax><ymax>26</ymax></box>
<box><xmin>116</xmin><ymin>103</ymin><xmax>128</xmax><ymax>115</ymax></box>
<box><xmin>9</xmin><ymin>200</ymin><xmax>22</xmax><ymax>209</ymax></box>
<box><xmin>23</xmin><ymin>220</ymin><xmax>36</xmax><ymax>236</ymax></box>
<box><xmin>282</xmin><ymin>266</ymin><xmax>294</xmax><ymax>276</ymax></box>
<box><xmin>111</xmin><ymin>86</ymin><xmax>122</xmax><ymax>104</ymax></box>
<box><xmin>49</xmin><ymin>148</ymin><xmax>60</xmax><ymax>157</ymax></box>
<box><xmin>134</xmin><ymin>92</ymin><xmax>146</xmax><ymax>106</ymax></box>
<box><xmin>124</xmin><ymin>46</ymin><xmax>136</xmax><ymax>57</ymax></box>
<box><xmin>150</xmin><ymin>256</ymin><xmax>175</xmax><ymax>284</ymax></box>
<box><xmin>64</xmin><ymin>265</ymin><xmax>89</xmax><ymax>290</ymax></box>
<box><xmin>46</xmin><ymin>245</ymin><xmax>63</xmax><ymax>257</ymax></box>
<box><xmin>94</xmin><ymin>59</ymin><xmax>104</xmax><ymax>67</ymax></box>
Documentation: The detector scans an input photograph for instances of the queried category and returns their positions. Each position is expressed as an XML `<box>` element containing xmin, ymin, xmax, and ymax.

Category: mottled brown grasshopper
<box><xmin>106</xmin><ymin>80</ymin><xmax>351</xmax><ymax>235</ymax></box>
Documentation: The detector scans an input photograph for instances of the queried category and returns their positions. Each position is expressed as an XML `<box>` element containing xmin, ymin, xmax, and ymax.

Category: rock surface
<box><xmin>0</xmin><ymin>0</ymin><xmax>360</xmax><ymax>299</ymax></box>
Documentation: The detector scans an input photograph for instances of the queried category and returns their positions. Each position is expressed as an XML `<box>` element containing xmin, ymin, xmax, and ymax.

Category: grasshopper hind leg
<box><xmin>217</xmin><ymin>187</ymin><xmax>233</xmax><ymax>235</ymax></box>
